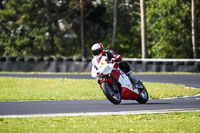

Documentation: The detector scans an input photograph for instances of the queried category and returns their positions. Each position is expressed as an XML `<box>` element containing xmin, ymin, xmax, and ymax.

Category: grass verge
<box><xmin>0</xmin><ymin>112</ymin><xmax>200</xmax><ymax>133</ymax></box>
<box><xmin>0</xmin><ymin>77</ymin><xmax>199</xmax><ymax>101</ymax></box>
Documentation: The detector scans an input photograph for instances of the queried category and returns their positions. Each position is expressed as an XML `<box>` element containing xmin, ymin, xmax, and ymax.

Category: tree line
<box><xmin>0</xmin><ymin>0</ymin><xmax>199</xmax><ymax>58</ymax></box>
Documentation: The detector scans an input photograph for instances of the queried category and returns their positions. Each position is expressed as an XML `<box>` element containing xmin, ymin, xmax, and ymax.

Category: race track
<box><xmin>0</xmin><ymin>74</ymin><xmax>200</xmax><ymax>117</ymax></box>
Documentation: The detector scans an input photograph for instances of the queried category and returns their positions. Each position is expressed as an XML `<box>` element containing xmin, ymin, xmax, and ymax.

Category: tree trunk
<box><xmin>112</xmin><ymin>0</ymin><xmax>118</xmax><ymax>50</ymax></box>
<box><xmin>80</xmin><ymin>0</ymin><xmax>86</xmax><ymax>59</ymax></box>
<box><xmin>140</xmin><ymin>0</ymin><xmax>147</xmax><ymax>58</ymax></box>
<box><xmin>191</xmin><ymin>0</ymin><xmax>198</xmax><ymax>58</ymax></box>
<box><xmin>0</xmin><ymin>0</ymin><xmax>3</xmax><ymax>9</ymax></box>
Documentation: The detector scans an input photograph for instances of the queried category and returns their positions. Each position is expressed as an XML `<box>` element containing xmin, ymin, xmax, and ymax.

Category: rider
<box><xmin>91</xmin><ymin>43</ymin><xmax>138</xmax><ymax>83</ymax></box>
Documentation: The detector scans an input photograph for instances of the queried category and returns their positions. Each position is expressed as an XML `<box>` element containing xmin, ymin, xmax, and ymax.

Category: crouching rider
<box><xmin>91</xmin><ymin>43</ymin><xmax>138</xmax><ymax>84</ymax></box>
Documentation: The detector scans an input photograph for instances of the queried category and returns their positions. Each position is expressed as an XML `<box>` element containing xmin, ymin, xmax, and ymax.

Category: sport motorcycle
<box><xmin>91</xmin><ymin>56</ymin><xmax>149</xmax><ymax>104</ymax></box>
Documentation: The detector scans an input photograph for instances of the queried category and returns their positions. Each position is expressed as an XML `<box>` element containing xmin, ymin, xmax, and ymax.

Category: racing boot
<box><xmin>127</xmin><ymin>71</ymin><xmax>144</xmax><ymax>89</ymax></box>
<box><xmin>127</xmin><ymin>71</ymin><xmax>138</xmax><ymax>84</ymax></box>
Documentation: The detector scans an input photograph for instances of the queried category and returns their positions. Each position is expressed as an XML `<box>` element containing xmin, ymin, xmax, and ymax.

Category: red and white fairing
<box><xmin>91</xmin><ymin>56</ymin><xmax>139</xmax><ymax>100</ymax></box>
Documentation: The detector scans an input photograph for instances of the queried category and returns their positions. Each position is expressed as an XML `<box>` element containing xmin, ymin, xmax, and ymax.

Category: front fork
<box><xmin>98</xmin><ymin>75</ymin><xmax>121</xmax><ymax>94</ymax></box>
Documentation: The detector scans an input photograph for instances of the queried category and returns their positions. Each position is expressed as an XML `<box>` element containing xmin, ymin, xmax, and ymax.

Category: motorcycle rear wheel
<box><xmin>136</xmin><ymin>83</ymin><xmax>149</xmax><ymax>104</ymax></box>
<box><xmin>136</xmin><ymin>87</ymin><xmax>149</xmax><ymax>104</ymax></box>
<box><xmin>100</xmin><ymin>81</ymin><xmax>121</xmax><ymax>105</ymax></box>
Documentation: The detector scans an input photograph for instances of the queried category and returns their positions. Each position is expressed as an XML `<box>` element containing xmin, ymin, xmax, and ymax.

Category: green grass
<box><xmin>0</xmin><ymin>77</ymin><xmax>199</xmax><ymax>101</ymax></box>
<box><xmin>0</xmin><ymin>112</ymin><xmax>200</xmax><ymax>133</ymax></box>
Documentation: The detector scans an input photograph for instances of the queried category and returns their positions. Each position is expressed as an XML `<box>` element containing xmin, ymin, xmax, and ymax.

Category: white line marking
<box><xmin>160</xmin><ymin>93</ymin><xmax>200</xmax><ymax>100</ymax></box>
<box><xmin>0</xmin><ymin>108</ymin><xmax>200</xmax><ymax>118</ymax></box>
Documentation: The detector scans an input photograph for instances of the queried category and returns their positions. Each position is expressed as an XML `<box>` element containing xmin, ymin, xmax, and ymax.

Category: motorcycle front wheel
<box><xmin>100</xmin><ymin>81</ymin><xmax>121</xmax><ymax>105</ymax></box>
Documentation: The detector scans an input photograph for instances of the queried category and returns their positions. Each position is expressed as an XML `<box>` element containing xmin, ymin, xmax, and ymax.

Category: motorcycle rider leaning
<box><xmin>91</xmin><ymin>43</ymin><xmax>138</xmax><ymax>84</ymax></box>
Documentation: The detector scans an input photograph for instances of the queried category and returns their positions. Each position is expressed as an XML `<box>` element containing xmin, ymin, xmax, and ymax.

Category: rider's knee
<box><xmin>119</xmin><ymin>61</ymin><xmax>131</xmax><ymax>73</ymax></box>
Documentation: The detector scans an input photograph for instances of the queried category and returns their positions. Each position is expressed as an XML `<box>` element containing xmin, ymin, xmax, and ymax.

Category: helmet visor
<box><xmin>92</xmin><ymin>49</ymin><xmax>103</xmax><ymax>56</ymax></box>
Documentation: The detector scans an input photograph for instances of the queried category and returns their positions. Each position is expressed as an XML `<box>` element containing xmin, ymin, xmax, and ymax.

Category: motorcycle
<box><xmin>91</xmin><ymin>56</ymin><xmax>149</xmax><ymax>104</ymax></box>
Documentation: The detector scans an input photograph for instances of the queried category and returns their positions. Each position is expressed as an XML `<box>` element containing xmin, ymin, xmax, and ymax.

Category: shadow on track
<box><xmin>120</xmin><ymin>102</ymin><xmax>171</xmax><ymax>105</ymax></box>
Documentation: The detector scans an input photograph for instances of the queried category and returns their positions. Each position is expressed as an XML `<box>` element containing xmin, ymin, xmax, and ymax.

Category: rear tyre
<box><xmin>136</xmin><ymin>83</ymin><xmax>149</xmax><ymax>104</ymax></box>
<box><xmin>100</xmin><ymin>81</ymin><xmax>121</xmax><ymax>105</ymax></box>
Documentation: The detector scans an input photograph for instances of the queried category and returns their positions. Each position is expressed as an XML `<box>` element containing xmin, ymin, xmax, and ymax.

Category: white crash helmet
<box><xmin>91</xmin><ymin>43</ymin><xmax>104</xmax><ymax>56</ymax></box>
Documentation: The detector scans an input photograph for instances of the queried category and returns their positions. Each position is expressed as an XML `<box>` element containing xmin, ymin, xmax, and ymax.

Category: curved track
<box><xmin>0</xmin><ymin>73</ymin><xmax>199</xmax><ymax>117</ymax></box>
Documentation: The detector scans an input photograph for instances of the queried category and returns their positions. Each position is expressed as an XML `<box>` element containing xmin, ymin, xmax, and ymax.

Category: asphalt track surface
<box><xmin>0</xmin><ymin>73</ymin><xmax>200</xmax><ymax>117</ymax></box>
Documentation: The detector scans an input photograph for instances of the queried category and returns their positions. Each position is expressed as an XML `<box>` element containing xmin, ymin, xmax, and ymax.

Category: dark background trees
<box><xmin>0</xmin><ymin>0</ymin><xmax>199</xmax><ymax>58</ymax></box>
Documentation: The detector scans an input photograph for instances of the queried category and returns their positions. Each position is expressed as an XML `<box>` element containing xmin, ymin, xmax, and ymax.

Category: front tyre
<box><xmin>100</xmin><ymin>81</ymin><xmax>121</xmax><ymax>105</ymax></box>
<box><xmin>136</xmin><ymin>83</ymin><xmax>149</xmax><ymax>104</ymax></box>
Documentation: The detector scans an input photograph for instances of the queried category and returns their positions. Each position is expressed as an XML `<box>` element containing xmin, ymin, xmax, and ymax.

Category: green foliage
<box><xmin>146</xmin><ymin>0</ymin><xmax>192</xmax><ymax>58</ymax></box>
<box><xmin>196</xmin><ymin>0</ymin><xmax>200</xmax><ymax>54</ymax></box>
<box><xmin>0</xmin><ymin>0</ymin><xmax>199</xmax><ymax>58</ymax></box>
<box><xmin>0</xmin><ymin>0</ymin><xmax>83</xmax><ymax>56</ymax></box>
<box><xmin>115</xmin><ymin>1</ymin><xmax>141</xmax><ymax>57</ymax></box>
